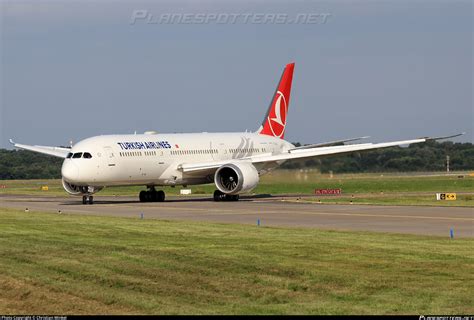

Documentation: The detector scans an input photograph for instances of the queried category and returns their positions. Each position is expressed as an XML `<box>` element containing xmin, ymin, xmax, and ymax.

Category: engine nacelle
<box><xmin>214</xmin><ymin>162</ymin><xmax>259</xmax><ymax>195</ymax></box>
<box><xmin>62</xmin><ymin>179</ymin><xmax>103</xmax><ymax>195</ymax></box>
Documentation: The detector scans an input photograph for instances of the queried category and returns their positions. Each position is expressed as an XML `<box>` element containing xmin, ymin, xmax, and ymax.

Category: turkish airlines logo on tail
<box><xmin>268</xmin><ymin>91</ymin><xmax>287</xmax><ymax>138</ymax></box>
<box><xmin>258</xmin><ymin>62</ymin><xmax>294</xmax><ymax>139</ymax></box>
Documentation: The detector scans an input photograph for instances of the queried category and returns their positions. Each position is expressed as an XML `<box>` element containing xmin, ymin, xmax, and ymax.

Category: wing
<box><xmin>289</xmin><ymin>136</ymin><xmax>370</xmax><ymax>150</ymax></box>
<box><xmin>179</xmin><ymin>133</ymin><xmax>464</xmax><ymax>174</ymax></box>
<box><xmin>10</xmin><ymin>139</ymin><xmax>71</xmax><ymax>158</ymax></box>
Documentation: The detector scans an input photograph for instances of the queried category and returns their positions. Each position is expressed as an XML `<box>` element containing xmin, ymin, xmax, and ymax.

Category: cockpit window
<box><xmin>72</xmin><ymin>152</ymin><xmax>83</xmax><ymax>159</ymax></box>
<box><xmin>83</xmin><ymin>152</ymin><xmax>92</xmax><ymax>159</ymax></box>
<box><xmin>66</xmin><ymin>153</ymin><xmax>73</xmax><ymax>159</ymax></box>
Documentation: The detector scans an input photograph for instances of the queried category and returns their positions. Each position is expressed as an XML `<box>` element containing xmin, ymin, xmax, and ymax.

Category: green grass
<box><xmin>0</xmin><ymin>207</ymin><xmax>472</xmax><ymax>314</ymax></box>
<box><xmin>1</xmin><ymin>171</ymin><xmax>473</xmax><ymax>206</ymax></box>
<box><xmin>256</xmin><ymin>171</ymin><xmax>474</xmax><ymax>194</ymax></box>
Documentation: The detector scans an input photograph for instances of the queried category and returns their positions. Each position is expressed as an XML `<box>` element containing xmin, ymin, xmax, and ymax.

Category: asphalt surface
<box><xmin>1</xmin><ymin>194</ymin><xmax>472</xmax><ymax>237</ymax></box>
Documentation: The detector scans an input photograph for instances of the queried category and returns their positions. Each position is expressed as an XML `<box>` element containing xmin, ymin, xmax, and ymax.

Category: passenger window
<box><xmin>66</xmin><ymin>153</ymin><xmax>73</xmax><ymax>159</ymax></box>
<box><xmin>72</xmin><ymin>153</ymin><xmax>82</xmax><ymax>159</ymax></box>
<box><xmin>83</xmin><ymin>152</ymin><xmax>92</xmax><ymax>159</ymax></box>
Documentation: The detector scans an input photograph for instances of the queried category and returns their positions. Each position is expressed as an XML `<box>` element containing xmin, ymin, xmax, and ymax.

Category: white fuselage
<box><xmin>61</xmin><ymin>132</ymin><xmax>294</xmax><ymax>188</ymax></box>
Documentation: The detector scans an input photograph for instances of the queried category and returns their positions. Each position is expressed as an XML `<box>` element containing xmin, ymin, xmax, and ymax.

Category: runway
<box><xmin>1</xmin><ymin>194</ymin><xmax>473</xmax><ymax>237</ymax></box>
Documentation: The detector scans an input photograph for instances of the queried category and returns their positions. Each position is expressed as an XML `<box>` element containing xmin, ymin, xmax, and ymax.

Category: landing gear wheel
<box><xmin>82</xmin><ymin>195</ymin><xmax>94</xmax><ymax>205</ymax></box>
<box><xmin>214</xmin><ymin>190</ymin><xmax>232</xmax><ymax>202</ymax></box>
<box><xmin>224</xmin><ymin>194</ymin><xmax>240</xmax><ymax>201</ymax></box>
<box><xmin>157</xmin><ymin>190</ymin><xmax>165</xmax><ymax>202</ymax></box>
<box><xmin>139</xmin><ymin>189</ymin><xmax>165</xmax><ymax>202</ymax></box>
<box><xmin>213</xmin><ymin>190</ymin><xmax>222</xmax><ymax>201</ymax></box>
<box><xmin>146</xmin><ymin>191</ymin><xmax>153</xmax><ymax>202</ymax></box>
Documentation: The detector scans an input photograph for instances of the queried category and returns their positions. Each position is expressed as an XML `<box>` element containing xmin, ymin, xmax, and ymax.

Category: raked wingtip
<box><xmin>426</xmin><ymin>133</ymin><xmax>465</xmax><ymax>141</ymax></box>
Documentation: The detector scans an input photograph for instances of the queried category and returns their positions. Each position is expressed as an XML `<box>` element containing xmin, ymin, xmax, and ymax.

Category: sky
<box><xmin>0</xmin><ymin>0</ymin><xmax>472</xmax><ymax>149</ymax></box>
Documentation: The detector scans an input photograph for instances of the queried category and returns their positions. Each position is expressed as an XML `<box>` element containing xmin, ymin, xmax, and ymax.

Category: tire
<box><xmin>139</xmin><ymin>191</ymin><xmax>147</xmax><ymax>202</ymax></box>
<box><xmin>224</xmin><ymin>194</ymin><xmax>239</xmax><ymax>201</ymax></box>
<box><xmin>82</xmin><ymin>195</ymin><xmax>87</xmax><ymax>205</ymax></box>
<box><xmin>88</xmin><ymin>196</ymin><xmax>94</xmax><ymax>205</ymax></box>
<box><xmin>157</xmin><ymin>190</ymin><xmax>165</xmax><ymax>202</ymax></box>
<box><xmin>145</xmin><ymin>191</ymin><xmax>153</xmax><ymax>202</ymax></box>
<box><xmin>213</xmin><ymin>190</ymin><xmax>222</xmax><ymax>201</ymax></box>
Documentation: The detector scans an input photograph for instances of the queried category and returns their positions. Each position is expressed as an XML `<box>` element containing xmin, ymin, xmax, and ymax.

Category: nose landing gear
<box><xmin>82</xmin><ymin>195</ymin><xmax>94</xmax><ymax>205</ymax></box>
<box><xmin>139</xmin><ymin>187</ymin><xmax>165</xmax><ymax>202</ymax></box>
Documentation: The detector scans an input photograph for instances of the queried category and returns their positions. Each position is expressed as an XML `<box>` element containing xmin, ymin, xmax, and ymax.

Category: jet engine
<box><xmin>62</xmin><ymin>179</ymin><xmax>103</xmax><ymax>195</ymax></box>
<box><xmin>214</xmin><ymin>162</ymin><xmax>259</xmax><ymax>195</ymax></box>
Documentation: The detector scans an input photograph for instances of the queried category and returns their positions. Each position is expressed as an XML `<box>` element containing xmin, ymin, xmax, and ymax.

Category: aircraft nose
<box><xmin>61</xmin><ymin>160</ymin><xmax>79</xmax><ymax>183</ymax></box>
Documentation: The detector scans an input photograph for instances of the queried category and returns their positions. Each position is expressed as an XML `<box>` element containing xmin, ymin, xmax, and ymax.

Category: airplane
<box><xmin>10</xmin><ymin>62</ymin><xmax>463</xmax><ymax>204</ymax></box>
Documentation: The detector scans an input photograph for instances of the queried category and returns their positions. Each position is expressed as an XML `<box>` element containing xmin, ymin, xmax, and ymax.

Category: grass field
<box><xmin>1</xmin><ymin>171</ymin><xmax>473</xmax><ymax>206</ymax></box>
<box><xmin>0</xmin><ymin>207</ymin><xmax>472</xmax><ymax>315</ymax></box>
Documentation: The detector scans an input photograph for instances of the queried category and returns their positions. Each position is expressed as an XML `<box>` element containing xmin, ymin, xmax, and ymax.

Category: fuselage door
<box><xmin>103</xmin><ymin>146</ymin><xmax>116</xmax><ymax>167</ymax></box>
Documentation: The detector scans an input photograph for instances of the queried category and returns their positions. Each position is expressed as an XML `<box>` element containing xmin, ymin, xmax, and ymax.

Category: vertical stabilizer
<box><xmin>256</xmin><ymin>62</ymin><xmax>295</xmax><ymax>139</ymax></box>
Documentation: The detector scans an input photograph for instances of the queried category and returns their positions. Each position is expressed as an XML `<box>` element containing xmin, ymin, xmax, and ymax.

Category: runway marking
<box><xmin>278</xmin><ymin>210</ymin><xmax>474</xmax><ymax>222</ymax></box>
<box><xmin>77</xmin><ymin>203</ymin><xmax>473</xmax><ymax>222</ymax></box>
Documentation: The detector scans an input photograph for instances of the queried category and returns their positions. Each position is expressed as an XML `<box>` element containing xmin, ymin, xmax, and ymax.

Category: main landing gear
<box><xmin>139</xmin><ymin>187</ymin><xmax>165</xmax><ymax>202</ymax></box>
<box><xmin>82</xmin><ymin>195</ymin><xmax>93</xmax><ymax>205</ymax></box>
<box><xmin>213</xmin><ymin>190</ymin><xmax>239</xmax><ymax>202</ymax></box>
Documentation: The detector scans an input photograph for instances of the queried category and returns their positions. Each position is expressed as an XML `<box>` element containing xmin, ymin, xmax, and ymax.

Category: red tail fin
<box><xmin>257</xmin><ymin>62</ymin><xmax>295</xmax><ymax>139</ymax></box>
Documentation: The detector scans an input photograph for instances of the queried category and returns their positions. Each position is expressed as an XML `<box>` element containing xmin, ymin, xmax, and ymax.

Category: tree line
<box><xmin>282</xmin><ymin>141</ymin><xmax>474</xmax><ymax>173</ymax></box>
<box><xmin>0</xmin><ymin>149</ymin><xmax>64</xmax><ymax>179</ymax></box>
<box><xmin>0</xmin><ymin>140</ymin><xmax>472</xmax><ymax>179</ymax></box>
